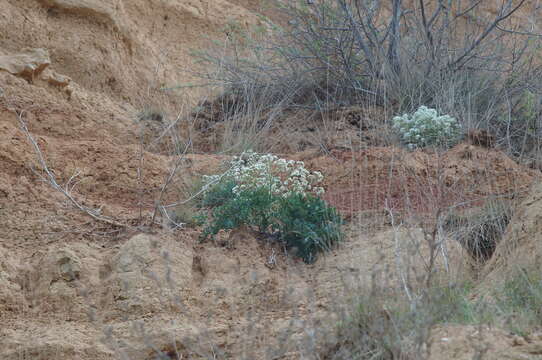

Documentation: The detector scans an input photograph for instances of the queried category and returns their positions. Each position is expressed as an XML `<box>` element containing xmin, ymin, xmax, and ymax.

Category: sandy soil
<box><xmin>2</xmin><ymin>1</ymin><xmax>542</xmax><ymax>359</ymax></box>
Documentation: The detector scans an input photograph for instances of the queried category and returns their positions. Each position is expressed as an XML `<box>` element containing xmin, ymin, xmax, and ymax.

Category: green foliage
<box><xmin>495</xmin><ymin>89</ymin><xmax>541</xmax><ymax>157</ymax></box>
<box><xmin>331</xmin><ymin>282</ymin><xmax>492</xmax><ymax>359</ymax></box>
<box><xmin>200</xmin><ymin>179</ymin><xmax>237</xmax><ymax>208</ymax></box>
<box><xmin>200</xmin><ymin>187</ymin><xmax>343</xmax><ymax>263</ymax></box>
<box><xmin>497</xmin><ymin>269</ymin><xmax>542</xmax><ymax>331</ymax></box>
<box><xmin>201</xmin><ymin>187</ymin><xmax>276</xmax><ymax>239</ymax></box>
<box><xmin>198</xmin><ymin>152</ymin><xmax>342</xmax><ymax>263</ymax></box>
<box><xmin>273</xmin><ymin>193</ymin><xmax>343</xmax><ymax>263</ymax></box>
<box><xmin>393</xmin><ymin>106</ymin><xmax>462</xmax><ymax>149</ymax></box>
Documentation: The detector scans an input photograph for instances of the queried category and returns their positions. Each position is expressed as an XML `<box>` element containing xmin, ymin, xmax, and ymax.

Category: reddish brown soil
<box><xmin>307</xmin><ymin>145</ymin><xmax>537</xmax><ymax>218</ymax></box>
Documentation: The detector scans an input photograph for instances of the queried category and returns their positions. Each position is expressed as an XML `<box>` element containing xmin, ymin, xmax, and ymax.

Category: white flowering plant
<box><xmin>393</xmin><ymin>106</ymin><xmax>462</xmax><ymax>149</ymax></box>
<box><xmin>202</xmin><ymin>151</ymin><xmax>325</xmax><ymax>198</ymax></box>
<box><xmin>198</xmin><ymin>151</ymin><xmax>342</xmax><ymax>263</ymax></box>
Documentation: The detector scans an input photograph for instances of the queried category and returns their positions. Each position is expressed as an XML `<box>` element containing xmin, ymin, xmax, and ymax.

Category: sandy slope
<box><xmin>2</xmin><ymin>1</ymin><xmax>542</xmax><ymax>359</ymax></box>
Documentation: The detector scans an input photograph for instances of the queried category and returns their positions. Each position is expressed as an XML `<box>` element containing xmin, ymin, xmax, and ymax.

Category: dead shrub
<box><xmin>190</xmin><ymin>0</ymin><xmax>542</xmax><ymax>159</ymax></box>
<box><xmin>443</xmin><ymin>199</ymin><xmax>513</xmax><ymax>263</ymax></box>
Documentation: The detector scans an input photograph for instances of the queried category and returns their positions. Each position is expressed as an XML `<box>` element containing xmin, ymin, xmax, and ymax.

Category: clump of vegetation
<box><xmin>330</xmin><ymin>271</ymin><xmax>542</xmax><ymax>359</ymax></box>
<box><xmin>329</xmin><ymin>265</ymin><xmax>542</xmax><ymax>359</ymax></box>
<box><xmin>136</xmin><ymin>107</ymin><xmax>165</xmax><ymax>123</ymax></box>
<box><xmin>497</xmin><ymin>269</ymin><xmax>542</xmax><ymax>334</ymax></box>
<box><xmin>273</xmin><ymin>192</ymin><xmax>343</xmax><ymax>263</ymax></box>
<box><xmin>443</xmin><ymin>199</ymin><xmax>513</xmax><ymax>262</ymax></box>
<box><xmin>494</xmin><ymin>89</ymin><xmax>541</xmax><ymax>158</ymax></box>
<box><xmin>164</xmin><ymin>203</ymin><xmax>202</xmax><ymax>229</ymax></box>
<box><xmin>393</xmin><ymin>106</ymin><xmax>462</xmax><ymax>149</ymax></box>
<box><xmin>198</xmin><ymin>151</ymin><xmax>343</xmax><ymax>263</ymax></box>
<box><xmin>193</xmin><ymin>1</ymin><xmax>542</xmax><ymax>161</ymax></box>
<box><xmin>328</xmin><ymin>281</ymin><xmax>490</xmax><ymax>360</ymax></box>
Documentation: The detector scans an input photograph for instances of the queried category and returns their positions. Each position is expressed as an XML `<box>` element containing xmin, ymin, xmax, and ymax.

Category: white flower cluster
<box><xmin>393</xmin><ymin>106</ymin><xmax>462</xmax><ymax>149</ymax></box>
<box><xmin>203</xmin><ymin>150</ymin><xmax>325</xmax><ymax>197</ymax></box>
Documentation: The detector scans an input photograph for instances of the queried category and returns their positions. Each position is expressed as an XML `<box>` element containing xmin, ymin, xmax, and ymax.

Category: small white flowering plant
<box><xmin>198</xmin><ymin>150</ymin><xmax>342</xmax><ymax>263</ymax></box>
<box><xmin>393</xmin><ymin>106</ymin><xmax>462</xmax><ymax>149</ymax></box>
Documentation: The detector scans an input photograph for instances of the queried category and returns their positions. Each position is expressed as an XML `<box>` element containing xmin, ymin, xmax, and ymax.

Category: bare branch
<box><xmin>149</xmin><ymin>139</ymin><xmax>192</xmax><ymax>226</ymax></box>
<box><xmin>496</xmin><ymin>24</ymin><xmax>542</xmax><ymax>37</ymax></box>
<box><xmin>453</xmin><ymin>0</ymin><xmax>483</xmax><ymax>20</ymax></box>
<box><xmin>427</xmin><ymin>1</ymin><xmax>443</xmax><ymax>27</ymax></box>
<box><xmin>385</xmin><ymin>199</ymin><xmax>413</xmax><ymax>303</ymax></box>
<box><xmin>17</xmin><ymin>110</ymin><xmax>126</xmax><ymax>228</ymax></box>
<box><xmin>338</xmin><ymin>0</ymin><xmax>376</xmax><ymax>74</ymax></box>
<box><xmin>448</xmin><ymin>0</ymin><xmax>528</xmax><ymax>70</ymax></box>
<box><xmin>387</xmin><ymin>0</ymin><xmax>403</xmax><ymax>75</ymax></box>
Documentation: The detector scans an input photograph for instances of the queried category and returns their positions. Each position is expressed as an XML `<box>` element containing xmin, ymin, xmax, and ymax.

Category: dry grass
<box><xmin>190</xmin><ymin>0</ymin><xmax>542</xmax><ymax>162</ymax></box>
<box><xmin>443</xmin><ymin>199</ymin><xmax>513</xmax><ymax>263</ymax></box>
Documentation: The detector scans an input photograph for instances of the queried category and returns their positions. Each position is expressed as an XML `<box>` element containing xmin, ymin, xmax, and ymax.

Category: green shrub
<box><xmin>193</xmin><ymin>1</ymin><xmax>542</xmax><ymax>160</ymax></box>
<box><xmin>202</xmin><ymin>187</ymin><xmax>276</xmax><ymax>237</ymax></box>
<box><xmin>272</xmin><ymin>193</ymin><xmax>343</xmax><ymax>263</ymax></box>
<box><xmin>497</xmin><ymin>269</ymin><xmax>542</xmax><ymax>332</ymax></box>
<box><xmin>198</xmin><ymin>151</ymin><xmax>343</xmax><ymax>263</ymax></box>
<box><xmin>200</xmin><ymin>179</ymin><xmax>237</xmax><ymax>208</ymax></box>
<box><xmin>494</xmin><ymin>89</ymin><xmax>541</xmax><ymax>158</ymax></box>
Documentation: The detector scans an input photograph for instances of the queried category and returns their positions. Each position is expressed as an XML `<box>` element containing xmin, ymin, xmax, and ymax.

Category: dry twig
<box><xmin>17</xmin><ymin>109</ymin><xmax>126</xmax><ymax>228</ymax></box>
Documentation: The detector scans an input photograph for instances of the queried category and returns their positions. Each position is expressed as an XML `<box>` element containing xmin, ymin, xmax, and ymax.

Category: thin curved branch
<box><xmin>18</xmin><ymin>109</ymin><xmax>126</xmax><ymax>228</ymax></box>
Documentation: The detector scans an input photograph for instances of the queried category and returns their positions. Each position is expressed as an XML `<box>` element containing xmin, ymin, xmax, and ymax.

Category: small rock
<box><xmin>0</xmin><ymin>48</ymin><xmax>51</xmax><ymax>80</ymax></box>
<box><xmin>64</xmin><ymin>85</ymin><xmax>74</xmax><ymax>98</ymax></box>
<box><xmin>55</xmin><ymin>250</ymin><xmax>82</xmax><ymax>282</ymax></box>
<box><xmin>41</xmin><ymin>68</ymin><xmax>71</xmax><ymax>87</ymax></box>
<box><xmin>512</xmin><ymin>335</ymin><xmax>528</xmax><ymax>346</ymax></box>
<box><xmin>114</xmin><ymin>234</ymin><xmax>153</xmax><ymax>273</ymax></box>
